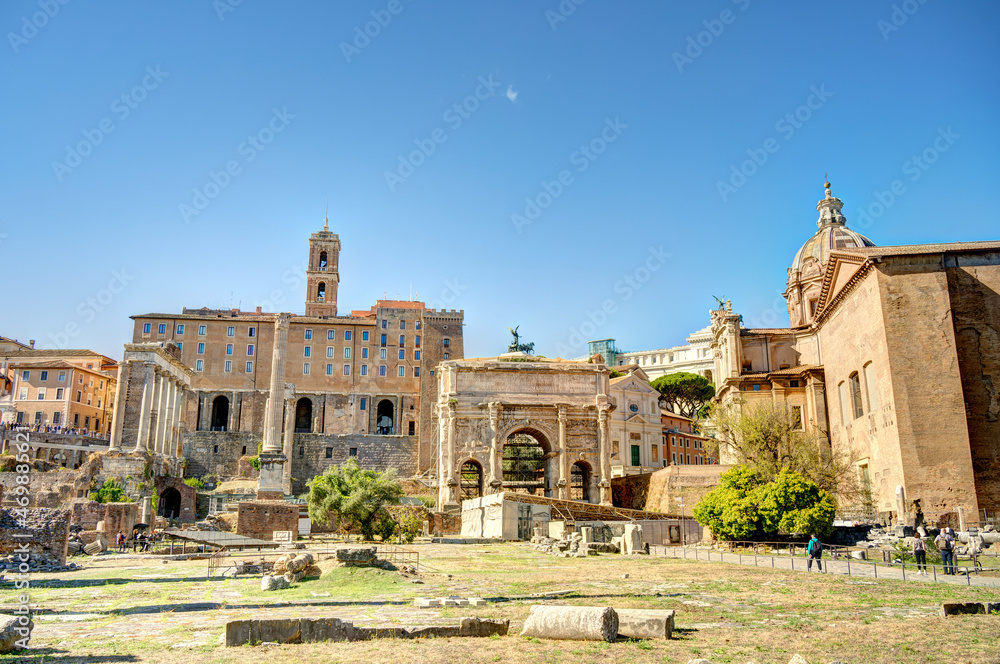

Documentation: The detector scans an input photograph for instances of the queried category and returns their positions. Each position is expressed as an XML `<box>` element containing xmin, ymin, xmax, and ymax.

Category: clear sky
<box><xmin>2</xmin><ymin>1</ymin><xmax>998</xmax><ymax>360</ymax></box>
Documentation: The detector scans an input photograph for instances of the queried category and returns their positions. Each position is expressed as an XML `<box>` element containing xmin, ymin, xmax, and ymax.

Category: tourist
<box><xmin>912</xmin><ymin>535</ymin><xmax>927</xmax><ymax>574</ymax></box>
<box><xmin>116</xmin><ymin>531</ymin><xmax>125</xmax><ymax>553</ymax></box>
<box><xmin>807</xmin><ymin>534</ymin><xmax>823</xmax><ymax>572</ymax></box>
<box><xmin>935</xmin><ymin>528</ymin><xmax>956</xmax><ymax>575</ymax></box>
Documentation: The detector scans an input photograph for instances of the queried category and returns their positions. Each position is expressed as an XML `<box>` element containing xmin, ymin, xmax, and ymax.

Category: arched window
<box><xmin>502</xmin><ymin>432</ymin><xmax>547</xmax><ymax>495</ymax></box>
<box><xmin>210</xmin><ymin>396</ymin><xmax>229</xmax><ymax>431</ymax></box>
<box><xmin>460</xmin><ymin>460</ymin><xmax>483</xmax><ymax>501</ymax></box>
<box><xmin>849</xmin><ymin>372</ymin><xmax>864</xmax><ymax>418</ymax></box>
<box><xmin>294</xmin><ymin>397</ymin><xmax>313</xmax><ymax>433</ymax></box>
<box><xmin>376</xmin><ymin>399</ymin><xmax>394</xmax><ymax>435</ymax></box>
<box><xmin>319</xmin><ymin>251</ymin><xmax>328</xmax><ymax>269</ymax></box>
<box><xmin>317</xmin><ymin>282</ymin><xmax>326</xmax><ymax>301</ymax></box>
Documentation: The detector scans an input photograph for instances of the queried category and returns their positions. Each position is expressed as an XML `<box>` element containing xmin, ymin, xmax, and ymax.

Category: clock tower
<box><xmin>305</xmin><ymin>214</ymin><xmax>340</xmax><ymax>318</ymax></box>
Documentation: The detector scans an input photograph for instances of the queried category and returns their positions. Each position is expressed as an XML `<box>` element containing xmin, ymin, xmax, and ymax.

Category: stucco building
<box><xmin>607</xmin><ymin>366</ymin><xmax>663</xmax><ymax>475</ymax></box>
<box><xmin>586</xmin><ymin>329</ymin><xmax>715</xmax><ymax>382</ymax></box>
<box><xmin>711</xmin><ymin>182</ymin><xmax>1000</xmax><ymax>526</ymax></box>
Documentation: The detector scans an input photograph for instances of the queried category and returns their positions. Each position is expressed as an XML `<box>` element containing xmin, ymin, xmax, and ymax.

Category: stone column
<box><xmin>258</xmin><ymin>313</ymin><xmax>291</xmax><ymax>500</ymax></box>
<box><xmin>149</xmin><ymin>368</ymin><xmax>165</xmax><ymax>453</ymax></box>
<box><xmin>197</xmin><ymin>393</ymin><xmax>211</xmax><ymax>432</ymax></box>
<box><xmin>159</xmin><ymin>377</ymin><xmax>175</xmax><ymax>456</ymax></box>
<box><xmin>134</xmin><ymin>362</ymin><xmax>156</xmax><ymax>452</ymax></box>
<box><xmin>557</xmin><ymin>405</ymin><xmax>569</xmax><ymax>500</ymax></box>
<box><xmin>598</xmin><ymin>404</ymin><xmax>612</xmax><ymax>506</ymax></box>
<box><xmin>442</xmin><ymin>401</ymin><xmax>459</xmax><ymax>510</ymax></box>
<box><xmin>281</xmin><ymin>384</ymin><xmax>296</xmax><ymax>496</ymax></box>
<box><xmin>229</xmin><ymin>391</ymin><xmax>239</xmax><ymax>432</ymax></box>
<box><xmin>108</xmin><ymin>361</ymin><xmax>130</xmax><ymax>451</ymax></box>
<box><xmin>487</xmin><ymin>402</ymin><xmax>501</xmax><ymax>493</ymax></box>
<box><xmin>437</xmin><ymin>403</ymin><xmax>449</xmax><ymax>509</ymax></box>
<box><xmin>171</xmin><ymin>384</ymin><xmax>184</xmax><ymax>458</ymax></box>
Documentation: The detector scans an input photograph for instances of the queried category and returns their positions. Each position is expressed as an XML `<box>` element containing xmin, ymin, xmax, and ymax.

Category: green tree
<box><xmin>90</xmin><ymin>479</ymin><xmax>131</xmax><ymax>504</ymax></box>
<box><xmin>306</xmin><ymin>459</ymin><xmax>403</xmax><ymax>540</ymax></box>
<box><xmin>651</xmin><ymin>372</ymin><xmax>715</xmax><ymax>419</ymax></box>
<box><xmin>692</xmin><ymin>466</ymin><xmax>835</xmax><ymax>540</ymax></box>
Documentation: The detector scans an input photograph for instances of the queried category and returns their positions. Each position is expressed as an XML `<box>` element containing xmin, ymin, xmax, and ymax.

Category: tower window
<box><xmin>319</xmin><ymin>251</ymin><xmax>328</xmax><ymax>269</ymax></box>
<box><xmin>317</xmin><ymin>282</ymin><xmax>326</xmax><ymax>301</ymax></box>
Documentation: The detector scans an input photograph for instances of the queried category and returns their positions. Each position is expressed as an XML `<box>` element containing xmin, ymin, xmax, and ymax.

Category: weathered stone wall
<box><xmin>612</xmin><ymin>474</ymin><xmax>651</xmax><ymax>511</ymax></box>
<box><xmin>154</xmin><ymin>477</ymin><xmax>197</xmax><ymax>522</ymax></box>
<box><xmin>236</xmin><ymin>501</ymin><xmax>298</xmax><ymax>540</ymax></box>
<box><xmin>0</xmin><ymin>507</ymin><xmax>70</xmax><ymax>566</ymax></box>
<box><xmin>644</xmin><ymin>464</ymin><xmax>728</xmax><ymax>515</ymax></box>
<box><xmin>946</xmin><ymin>257</ymin><xmax>1000</xmax><ymax>514</ymax></box>
<box><xmin>419</xmin><ymin>309</ymin><xmax>464</xmax><ymax>474</ymax></box>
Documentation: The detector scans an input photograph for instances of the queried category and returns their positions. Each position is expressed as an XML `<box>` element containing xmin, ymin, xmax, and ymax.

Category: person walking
<box><xmin>935</xmin><ymin>528</ymin><xmax>956</xmax><ymax>575</ymax></box>
<box><xmin>807</xmin><ymin>534</ymin><xmax>823</xmax><ymax>572</ymax></box>
<box><xmin>912</xmin><ymin>535</ymin><xmax>927</xmax><ymax>574</ymax></box>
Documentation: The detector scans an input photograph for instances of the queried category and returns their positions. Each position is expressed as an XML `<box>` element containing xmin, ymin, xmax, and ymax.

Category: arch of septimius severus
<box><xmin>434</xmin><ymin>357</ymin><xmax>615</xmax><ymax>510</ymax></box>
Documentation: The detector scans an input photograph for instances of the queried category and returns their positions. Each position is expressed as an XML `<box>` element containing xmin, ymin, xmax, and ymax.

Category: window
<box><xmin>344</xmin><ymin>364</ymin><xmax>351</xmax><ymax>376</ymax></box>
<box><xmin>398</xmin><ymin>349</ymin><xmax>405</xmax><ymax>360</ymax></box>
<box><xmin>362</xmin><ymin>330</ymin><xmax>369</xmax><ymax>341</ymax></box>
<box><xmin>58</xmin><ymin>371</ymin><xmax>65</xmax><ymax>381</ymax></box>
<box><xmin>73</xmin><ymin>413</ymin><xmax>80</xmax><ymax>426</ymax></box>
<box><xmin>227</xmin><ymin>326</ymin><xmax>235</xmax><ymax>336</ymax></box>
<box><xmin>158</xmin><ymin>323</ymin><xmax>166</xmax><ymax>334</ymax></box>
<box><xmin>443</xmin><ymin>338</ymin><xmax>450</xmax><ymax>347</ymax></box>
<box><xmin>349</xmin><ymin>448</ymin><xmax>358</xmax><ymax>458</ymax></box>
<box><xmin>789</xmin><ymin>379</ymin><xmax>800</xmax><ymax>387</ymax></box>
<box><xmin>197</xmin><ymin>343</ymin><xmax>205</xmax><ymax>354</ymax></box>
<box><xmin>326</xmin><ymin>447</ymin><xmax>333</xmax><ymax>459</ymax></box>
<box><xmin>398</xmin><ymin>366</ymin><xmax>405</xmax><ymax>377</ymax></box>
<box><xmin>415</xmin><ymin>321</ymin><xmax>421</xmax><ymax>330</ymax></box>
<box><xmin>360</xmin><ymin>398</ymin><xmax>367</xmax><ymax>410</ymax></box>
<box><xmin>56</xmin><ymin>388</ymin><xmax>63</xmax><ymax>399</ymax></box>
<box><xmin>304</xmin><ymin>346</ymin><xmax>311</xmax><ymax>357</ymax></box>
<box><xmin>20</xmin><ymin>370</ymin><xmax>30</xmax><ymax>381</ymax></box>
<box><xmin>361</xmin><ymin>365</ymin><xmax>368</xmax><ymax>376</ymax></box>
<box><xmin>326</xmin><ymin>364</ymin><xmax>333</xmax><ymax>375</ymax></box>
<box><xmin>76</xmin><ymin>390</ymin><xmax>82</xmax><ymax>402</ymax></box>
<box><xmin>415</xmin><ymin>335</ymin><xmax>421</xmax><ymax>346</ymax></box>
<box><xmin>362</xmin><ymin>348</ymin><xmax>369</xmax><ymax>359</ymax></box>
<box><xmin>40</xmin><ymin>371</ymin><xmax>48</xmax><ymax>381</ymax></box>
<box><xmin>838</xmin><ymin>381</ymin><xmax>850</xmax><ymax>426</ymax></box>
<box><xmin>303</xmin><ymin>363</ymin><xmax>310</xmax><ymax>375</ymax></box>
<box><xmin>686</xmin><ymin>438</ymin><xmax>690</xmax><ymax>448</ymax></box>
<box><xmin>173</xmin><ymin>323</ymin><xmax>184</xmax><ymax>334</ymax></box>
<box><xmin>37</xmin><ymin>388</ymin><xmax>46</xmax><ymax>400</ymax></box>
<box><xmin>790</xmin><ymin>405</ymin><xmax>803</xmax><ymax>430</ymax></box>
<box><xmin>246</xmin><ymin>361</ymin><xmax>253</xmax><ymax>373</ymax></box>
<box><xmin>304</xmin><ymin>329</ymin><xmax>313</xmax><ymax>340</ymax></box>
<box><xmin>408</xmin><ymin>421</ymin><xmax>416</xmax><ymax>435</ymax></box>
<box><xmin>380</xmin><ymin>348</ymin><xmax>387</xmax><ymax>360</ymax></box>
<box><xmin>53</xmin><ymin>412</ymin><xmax>61</xmax><ymax>425</ymax></box>
<box><xmin>196</xmin><ymin>360</ymin><xmax>204</xmax><ymax>372</ymax></box>
<box><xmin>672</xmin><ymin>452</ymin><xmax>677</xmax><ymax>464</ymax></box>
<box><xmin>224</xmin><ymin>360</ymin><xmax>232</xmax><ymax>373</ymax></box>
<box><xmin>652</xmin><ymin>445</ymin><xmax>659</xmax><ymax>463</ymax></box>
<box><xmin>299</xmin><ymin>446</ymin><xmax>304</xmax><ymax>458</ymax></box>
<box><xmin>380</xmin><ymin>334</ymin><xmax>387</xmax><ymax>346</ymax></box>
<box><xmin>344</xmin><ymin>348</ymin><xmax>351</xmax><ymax>359</ymax></box>
<box><xmin>400</xmin><ymin>320</ymin><xmax>406</xmax><ymax>329</ymax></box>
<box><xmin>399</xmin><ymin>335</ymin><xmax>405</xmax><ymax>346</ymax></box>
<box><xmin>327</xmin><ymin>329</ymin><xmax>335</xmax><ymax>340</ymax></box>
<box><xmin>247</xmin><ymin>344</ymin><xmax>254</xmax><ymax>356</ymax></box>
<box><xmin>226</xmin><ymin>344</ymin><xmax>234</xmax><ymax>355</ymax></box>
<box><xmin>143</xmin><ymin>323</ymin><xmax>151</xmax><ymax>334</ymax></box>
<box><xmin>345</xmin><ymin>330</ymin><xmax>352</xmax><ymax>341</ymax></box>
<box><xmin>864</xmin><ymin>362</ymin><xmax>879</xmax><ymax>411</ymax></box>
<box><xmin>213</xmin><ymin>445</ymin><xmax>219</xmax><ymax>454</ymax></box>
<box><xmin>414</xmin><ymin>350</ymin><xmax>420</xmax><ymax>361</ymax></box>
<box><xmin>686</xmin><ymin>454</ymin><xmax>691</xmax><ymax>464</ymax></box>
<box><xmin>752</xmin><ymin>384</ymin><xmax>761</xmax><ymax>391</ymax></box>
<box><xmin>198</xmin><ymin>324</ymin><xmax>207</xmax><ymax>335</ymax></box>
<box><xmin>379</xmin><ymin>365</ymin><xmax>387</xmax><ymax>377</ymax></box>
<box><xmin>248</xmin><ymin>326</ymin><xmax>255</xmax><ymax>337</ymax></box>
<box><xmin>381</xmin><ymin>320</ymin><xmax>387</xmax><ymax>329</ymax></box>
<box><xmin>177</xmin><ymin>342</ymin><xmax>183</xmax><ymax>351</ymax></box>
<box><xmin>414</xmin><ymin>367</ymin><xmax>420</xmax><ymax>377</ymax></box>
<box><xmin>327</xmin><ymin>347</ymin><xmax>334</xmax><ymax>358</ymax></box>
<box><xmin>849</xmin><ymin>372</ymin><xmax>864</xmax><ymax>418</ymax></box>
<box><xmin>444</xmin><ymin>353</ymin><xmax>450</xmax><ymax>360</ymax></box>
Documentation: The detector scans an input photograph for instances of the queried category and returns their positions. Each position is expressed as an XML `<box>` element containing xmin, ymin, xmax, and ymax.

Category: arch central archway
<box><xmin>502</xmin><ymin>431</ymin><xmax>552</xmax><ymax>496</ymax></box>
<box><xmin>376</xmin><ymin>399</ymin><xmax>394</xmax><ymax>435</ymax></box>
<box><xmin>210</xmin><ymin>396</ymin><xmax>229</xmax><ymax>431</ymax></box>
<box><xmin>294</xmin><ymin>397</ymin><xmax>313</xmax><ymax>433</ymax></box>
<box><xmin>159</xmin><ymin>487</ymin><xmax>182</xmax><ymax>519</ymax></box>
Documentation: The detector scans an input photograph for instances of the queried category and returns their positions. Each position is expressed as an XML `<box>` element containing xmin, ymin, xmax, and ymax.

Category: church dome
<box><xmin>790</xmin><ymin>182</ymin><xmax>875</xmax><ymax>274</ymax></box>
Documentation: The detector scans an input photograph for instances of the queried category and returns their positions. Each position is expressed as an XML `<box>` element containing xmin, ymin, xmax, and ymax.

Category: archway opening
<box><xmin>502</xmin><ymin>431</ymin><xmax>548</xmax><ymax>495</ymax></box>
<box><xmin>319</xmin><ymin>251</ymin><xmax>328</xmax><ymax>269</ymax></box>
<box><xmin>376</xmin><ymin>399</ymin><xmax>394</xmax><ymax>435</ymax></box>
<box><xmin>210</xmin><ymin>396</ymin><xmax>229</xmax><ymax>431</ymax></box>
<box><xmin>294</xmin><ymin>397</ymin><xmax>313</xmax><ymax>433</ymax></box>
<box><xmin>460</xmin><ymin>460</ymin><xmax>483</xmax><ymax>501</ymax></box>
<box><xmin>159</xmin><ymin>487</ymin><xmax>182</xmax><ymax>519</ymax></box>
<box><xmin>571</xmin><ymin>461</ymin><xmax>592</xmax><ymax>502</ymax></box>
<box><xmin>317</xmin><ymin>282</ymin><xmax>326</xmax><ymax>301</ymax></box>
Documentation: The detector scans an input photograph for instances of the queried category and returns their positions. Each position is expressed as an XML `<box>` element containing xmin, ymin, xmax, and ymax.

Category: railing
<box><xmin>651</xmin><ymin>541</ymin><xmax>1000</xmax><ymax>586</ymax></box>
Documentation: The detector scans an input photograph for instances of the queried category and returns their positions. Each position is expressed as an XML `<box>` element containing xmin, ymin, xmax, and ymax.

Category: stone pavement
<box><xmin>650</xmin><ymin>545</ymin><xmax>1000</xmax><ymax>589</ymax></box>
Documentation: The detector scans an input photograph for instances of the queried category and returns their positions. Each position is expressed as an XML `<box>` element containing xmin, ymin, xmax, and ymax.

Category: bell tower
<box><xmin>305</xmin><ymin>212</ymin><xmax>340</xmax><ymax>318</ymax></box>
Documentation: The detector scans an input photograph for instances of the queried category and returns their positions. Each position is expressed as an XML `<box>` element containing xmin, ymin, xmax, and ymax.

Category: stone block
<box><xmin>616</xmin><ymin>608</ymin><xmax>675</xmax><ymax>640</ymax></box>
<box><xmin>580</xmin><ymin>527</ymin><xmax>593</xmax><ymax>544</ymax></box>
<box><xmin>336</xmin><ymin>546</ymin><xmax>377</xmax><ymax>565</ymax></box>
<box><xmin>300</xmin><ymin>618</ymin><xmax>354</xmax><ymax>643</ymax></box>
<box><xmin>0</xmin><ymin>614</ymin><xmax>33</xmax><ymax>653</ymax></box>
<box><xmin>414</xmin><ymin>598</ymin><xmax>441</xmax><ymax>608</ymax></box>
<box><xmin>458</xmin><ymin>617</ymin><xmax>508</xmax><ymax>637</ymax></box>
<box><xmin>257</xmin><ymin>618</ymin><xmax>303</xmax><ymax>644</ymax></box>
<box><xmin>469</xmin><ymin>597</ymin><xmax>487</xmax><ymax>607</ymax></box>
<box><xmin>261</xmin><ymin>574</ymin><xmax>290</xmax><ymax>591</ymax></box>
<box><xmin>623</xmin><ymin>524</ymin><xmax>643</xmax><ymax>555</ymax></box>
<box><xmin>519</xmin><ymin>605</ymin><xmax>618</xmax><ymax>642</ymax></box>
<box><xmin>941</xmin><ymin>602</ymin><xmax>985</xmax><ymax>617</ymax></box>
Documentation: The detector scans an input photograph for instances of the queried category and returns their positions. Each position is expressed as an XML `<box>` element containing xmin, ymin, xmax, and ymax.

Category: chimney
<box><xmin>29</xmin><ymin>340</ymin><xmax>35</xmax><ymax>349</ymax></box>
<box><xmin>256</xmin><ymin>306</ymin><xmax>262</xmax><ymax>314</ymax></box>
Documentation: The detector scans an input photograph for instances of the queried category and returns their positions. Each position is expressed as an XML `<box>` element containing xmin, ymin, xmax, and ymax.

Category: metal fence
<box><xmin>650</xmin><ymin>542</ymin><xmax>1000</xmax><ymax>586</ymax></box>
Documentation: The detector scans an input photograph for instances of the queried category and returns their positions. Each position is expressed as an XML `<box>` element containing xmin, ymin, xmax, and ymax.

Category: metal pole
<box><xmin>873</xmin><ymin>561</ymin><xmax>877</xmax><ymax>579</ymax></box>
<box><xmin>847</xmin><ymin>556</ymin><xmax>850</xmax><ymax>576</ymax></box>
<box><xmin>932</xmin><ymin>563</ymin><xmax>937</xmax><ymax>583</ymax></box>
<box><xmin>902</xmin><ymin>560</ymin><xmax>905</xmax><ymax>581</ymax></box>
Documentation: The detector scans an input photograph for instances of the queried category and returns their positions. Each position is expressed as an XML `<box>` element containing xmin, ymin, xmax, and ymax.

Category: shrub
<box><xmin>307</xmin><ymin>459</ymin><xmax>403</xmax><ymax>541</ymax></box>
<box><xmin>90</xmin><ymin>479</ymin><xmax>131</xmax><ymax>504</ymax></box>
<box><xmin>184</xmin><ymin>477</ymin><xmax>205</xmax><ymax>490</ymax></box>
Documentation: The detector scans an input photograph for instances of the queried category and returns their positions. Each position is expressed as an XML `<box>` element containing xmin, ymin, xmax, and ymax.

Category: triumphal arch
<box><xmin>435</xmin><ymin>356</ymin><xmax>615</xmax><ymax>510</ymax></box>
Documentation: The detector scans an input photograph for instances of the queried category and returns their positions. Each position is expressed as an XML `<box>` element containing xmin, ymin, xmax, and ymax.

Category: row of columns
<box><xmin>108</xmin><ymin>360</ymin><xmax>188</xmax><ymax>458</ymax></box>
<box><xmin>438</xmin><ymin>401</ymin><xmax>613</xmax><ymax>508</ymax></box>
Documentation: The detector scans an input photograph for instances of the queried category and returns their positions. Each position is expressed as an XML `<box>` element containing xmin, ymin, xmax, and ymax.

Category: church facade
<box><xmin>712</xmin><ymin>183</ymin><xmax>1000</xmax><ymax>526</ymax></box>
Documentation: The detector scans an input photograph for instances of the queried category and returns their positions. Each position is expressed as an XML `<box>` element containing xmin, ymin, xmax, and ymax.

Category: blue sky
<box><xmin>2</xmin><ymin>1</ymin><xmax>998</xmax><ymax>360</ymax></box>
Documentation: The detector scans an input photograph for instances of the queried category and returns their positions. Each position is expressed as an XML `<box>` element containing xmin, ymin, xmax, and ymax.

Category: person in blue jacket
<box><xmin>807</xmin><ymin>534</ymin><xmax>823</xmax><ymax>571</ymax></box>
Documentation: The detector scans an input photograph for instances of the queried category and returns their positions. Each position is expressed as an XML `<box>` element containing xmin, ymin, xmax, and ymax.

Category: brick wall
<box><xmin>236</xmin><ymin>500</ymin><xmax>298</xmax><ymax>540</ymax></box>
<box><xmin>419</xmin><ymin>309</ymin><xmax>464</xmax><ymax>474</ymax></box>
<box><xmin>0</xmin><ymin>507</ymin><xmax>70</xmax><ymax>565</ymax></box>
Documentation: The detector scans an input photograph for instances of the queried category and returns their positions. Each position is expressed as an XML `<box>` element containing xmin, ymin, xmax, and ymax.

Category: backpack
<box><xmin>808</xmin><ymin>539</ymin><xmax>821</xmax><ymax>554</ymax></box>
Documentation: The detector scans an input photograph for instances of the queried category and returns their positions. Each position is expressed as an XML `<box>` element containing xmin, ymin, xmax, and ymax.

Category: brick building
<box><xmin>128</xmin><ymin>217</ymin><xmax>464</xmax><ymax>492</ymax></box>
<box><xmin>661</xmin><ymin>410</ymin><xmax>714</xmax><ymax>467</ymax></box>
<box><xmin>711</xmin><ymin>182</ymin><xmax>1000</xmax><ymax>526</ymax></box>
